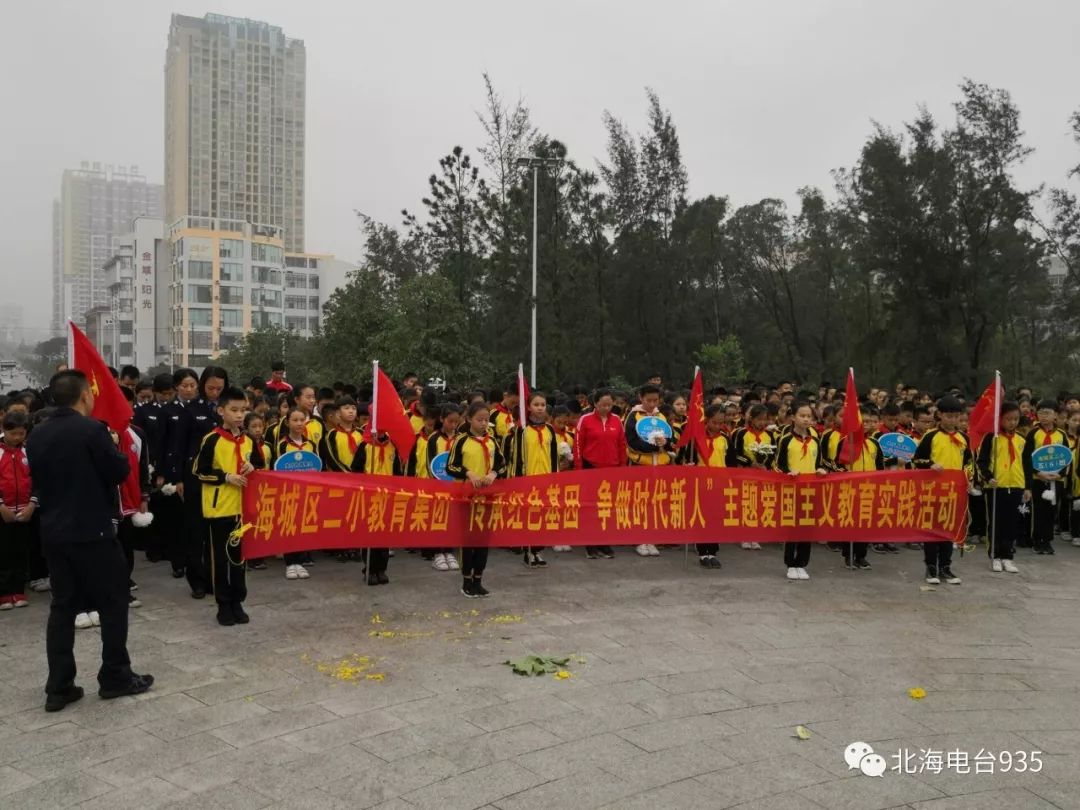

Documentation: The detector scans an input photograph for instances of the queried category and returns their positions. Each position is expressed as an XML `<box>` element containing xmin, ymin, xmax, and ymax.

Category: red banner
<box><xmin>240</xmin><ymin>467</ymin><xmax>968</xmax><ymax>558</ymax></box>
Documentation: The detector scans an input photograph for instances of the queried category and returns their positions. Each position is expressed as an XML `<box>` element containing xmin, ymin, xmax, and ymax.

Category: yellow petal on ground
<box><xmin>908</xmin><ymin>687</ymin><xmax>927</xmax><ymax>700</ymax></box>
<box><xmin>371</xmin><ymin>614</ymin><xmax>383</xmax><ymax>624</ymax></box>
<box><xmin>489</xmin><ymin>615</ymin><xmax>523</xmax><ymax>624</ymax></box>
<box><xmin>365</xmin><ymin>673</ymin><xmax>385</xmax><ymax>681</ymax></box>
<box><xmin>554</xmin><ymin>670</ymin><xmax>571</xmax><ymax>680</ymax></box>
<box><xmin>794</xmin><ymin>725</ymin><xmax>812</xmax><ymax>740</ymax></box>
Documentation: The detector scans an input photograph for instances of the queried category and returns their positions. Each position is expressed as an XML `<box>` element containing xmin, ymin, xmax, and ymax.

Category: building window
<box><xmin>220</xmin><ymin>238</ymin><xmax>244</xmax><ymax>258</ymax></box>
<box><xmin>188</xmin><ymin>308</ymin><xmax>212</xmax><ymax>326</ymax></box>
<box><xmin>251</xmin><ymin>289</ymin><xmax>281</xmax><ymax>308</ymax></box>
<box><xmin>253</xmin><ymin>266</ymin><xmax>282</xmax><ymax>285</ymax></box>
<box><xmin>187</xmin><ymin>285</ymin><xmax>212</xmax><ymax>304</ymax></box>
<box><xmin>219</xmin><ymin>286</ymin><xmax>244</xmax><ymax>305</ymax></box>
<box><xmin>252</xmin><ymin>243</ymin><xmax>283</xmax><ymax>264</ymax></box>
<box><xmin>119</xmin><ymin>321</ymin><xmax>134</xmax><ymax>335</ymax></box>
<box><xmin>285</xmin><ymin>316</ymin><xmax>306</xmax><ymax>331</ymax></box>
<box><xmin>189</xmin><ymin>331</ymin><xmax>213</xmax><ymax>350</ymax></box>
<box><xmin>219</xmin><ymin>333</ymin><xmax>239</xmax><ymax>350</ymax></box>
<box><xmin>308</xmin><ymin>274</ymin><xmax>319</xmax><ymax>289</ymax></box>
<box><xmin>220</xmin><ymin>262</ymin><xmax>244</xmax><ymax>282</ymax></box>
<box><xmin>188</xmin><ymin>260</ymin><xmax>213</xmax><ymax>280</ymax></box>
<box><xmin>120</xmin><ymin>342</ymin><xmax>133</xmax><ymax>357</ymax></box>
<box><xmin>285</xmin><ymin>271</ymin><xmax>305</xmax><ymax>288</ymax></box>
<box><xmin>220</xmin><ymin>309</ymin><xmax>243</xmax><ymax>328</ymax></box>
<box><xmin>308</xmin><ymin>296</ymin><xmax>320</xmax><ymax>310</ymax></box>
<box><xmin>285</xmin><ymin>295</ymin><xmax>305</xmax><ymax>310</ymax></box>
<box><xmin>253</xmin><ymin>311</ymin><xmax>281</xmax><ymax>328</ymax></box>
<box><xmin>309</xmin><ymin>317</ymin><xmax>321</xmax><ymax>333</ymax></box>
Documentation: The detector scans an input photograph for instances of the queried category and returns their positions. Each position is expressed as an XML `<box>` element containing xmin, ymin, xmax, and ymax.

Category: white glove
<box><xmin>968</xmin><ymin>487</ymin><xmax>982</xmax><ymax>497</ymax></box>
<box><xmin>131</xmin><ymin>511</ymin><xmax>154</xmax><ymax>528</ymax></box>
<box><xmin>1072</xmin><ymin>499</ymin><xmax>1080</xmax><ymax>512</ymax></box>
<box><xmin>1042</xmin><ymin>488</ymin><xmax>1057</xmax><ymax>505</ymax></box>
<box><xmin>161</xmin><ymin>483</ymin><xmax>177</xmax><ymax>496</ymax></box>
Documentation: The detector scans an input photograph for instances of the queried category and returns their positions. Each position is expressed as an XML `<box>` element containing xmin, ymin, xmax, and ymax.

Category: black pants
<box><xmin>208</xmin><ymin>517</ymin><xmax>246</xmax><ymax>606</ymax></box>
<box><xmin>1031</xmin><ymin>482</ymin><xmax>1058</xmax><ymax>548</ymax></box>
<box><xmin>183</xmin><ymin>475</ymin><xmax>209</xmax><ymax>592</ymax></box>
<box><xmin>923</xmin><ymin>540</ymin><xmax>954</xmax><ymax>569</ymax></box>
<box><xmin>783</xmin><ymin>542</ymin><xmax>811</xmax><ymax>567</ymax></box>
<box><xmin>27</xmin><ymin>516</ymin><xmax>47</xmax><ymax>581</ymax></box>
<box><xmin>842</xmin><ymin>542</ymin><xmax>868</xmax><ymax>563</ymax></box>
<box><xmin>968</xmin><ymin>492</ymin><xmax>986</xmax><ymax>537</ymax></box>
<box><xmin>44</xmin><ymin>536</ymin><xmax>133</xmax><ymax>694</ymax></box>
<box><xmin>117</xmin><ymin>515</ymin><xmax>136</xmax><ymax>579</ymax></box>
<box><xmin>985</xmin><ymin>488</ymin><xmax>1023</xmax><ymax>560</ymax></box>
<box><xmin>0</xmin><ymin>520</ymin><xmax>32</xmax><ymax>596</ymax></box>
<box><xmin>697</xmin><ymin>543</ymin><xmax>719</xmax><ymax>556</ymax></box>
<box><xmin>461</xmin><ymin>547</ymin><xmax>489</xmax><ymax>576</ymax></box>
<box><xmin>366</xmin><ymin>548</ymin><xmax>390</xmax><ymax>575</ymax></box>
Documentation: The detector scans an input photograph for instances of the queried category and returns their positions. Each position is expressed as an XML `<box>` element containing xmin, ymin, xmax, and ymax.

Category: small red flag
<box><xmin>837</xmin><ymin>367</ymin><xmax>864</xmax><ymax>467</ymax></box>
<box><xmin>675</xmin><ymin>368</ymin><xmax>711</xmax><ymax>461</ymax></box>
<box><xmin>367</xmin><ymin>362</ymin><xmax>416</xmax><ymax>461</ymax></box>
<box><xmin>968</xmin><ymin>372</ymin><xmax>1003</xmax><ymax>455</ymax></box>
<box><xmin>68</xmin><ymin>321</ymin><xmax>132</xmax><ymax>431</ymax></box>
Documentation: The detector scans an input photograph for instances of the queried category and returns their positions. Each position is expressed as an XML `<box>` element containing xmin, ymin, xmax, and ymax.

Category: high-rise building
<box><xmin>52</xmin><ymin>163</ymin><xmax>164</xmax><ymax>334</ymax></box>
<box><xmin>165</xmin><ymin>13</ymin><xmax>306</xmax><ymax>252</ymax></box>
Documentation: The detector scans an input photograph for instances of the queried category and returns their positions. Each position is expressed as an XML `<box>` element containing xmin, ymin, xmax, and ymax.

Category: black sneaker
<box><xmin>128</xmin><ymin>579</ymin><xmax>138</xmax><ymax>591</ymax></box>
<box><xmin>855</xmin><ymin>559</ymin><xmax>872</xmax><ymax>570</ymax></box>
<box><xmin>461</xmin><ymin>580</ymin><xmax>477</xmax><ymax>598</ymax></box>
<box><xmin>598</xmin><ymin>546</ymin><xmax>615</xmax><ymax>558</ymax></box>
<box><xmin>45</xmin><ymin>685</ymin><xmax>84</xmax><ymax>713</ymax></box>
<box><xmin>231</xmin><ymin>603</ymin><xmax>250</xmax><ymax>624</ymax></box>
<box><xmin>883</xmin><ymin>543</ymin><xmax>901</xmax><ymax>554</ymax></box>
<box><xmin>523</xmin><ymin>552</ymin><xmax>537</xmax><ymax>568</ymax></box>
<box><xmin>216</xmin><ymin>605</ymin><xmax>235</xmax><ymax>626</ymax></box>
<box><xmin>171</xmin><ymin>567</ymin><xmax>185</xmax><ymax>579</ymax></box>
<box><xmin>128</xmin><ymin>593</ymin><xmax>141</xmax><ymax>609</ymax></box>
<box><xmin>302</xmin><ymin>553</ymin><xmax>315</xmax><ymax>566</ymax></box>
<box><xmin>585</xmin><ymin>548</ymin><xmax>599</xmax><ymax>559</ymax></box>
<box><xmin>532</xmin><ymin>552</ymin><xmax>547</xmax><ymax>567</ymax></box>
<box><xmin>844</xmin><ymin>559</ymin><xmax>857</xmax><ymax>570</ymax></box>
<box><xmin>366</xmin><ymin>571</ymin><xmax>379</xmax><ymax>586</ymax></box>
<box><xmin>99</xmin><ymin>673</ymin><xmax>154</xmax><ymax>700</ymax></box>
<box><xmin>191</xmin><ymin>588</ymin><xmax>206</xmax><ymax>599</ymax></box>
<box><xmin>247</xmin><ymin>559</ymin><xmax>267</xmax><ymax>570</ymax></box>
<box><xmin>941</xmin><ymin>567</ymin><xmax>962</xmax><ymax>585</ymax></box>
<box><xmin>925</xmin><ymin>566</ymin><xmax>940</xmax><ymax>585</ymax></box>
<box><xmin>337</xmin><ymin>552</ymin><xmax>351</xmax><ymax>563</ymax></box>
<box><xmin>473</xmin><ymin>580</ymin><xmax>490</xmax><ymax>597</ymax></box>
<box><xmin>1046</xmin><ymin>544</ymin><xmax>1056</xmax><ymax>555</ymax></box>
<box><xmin>376</xmin><ymin>572</ymin><xmax>389</xmax><ymax>585</ymax></box>
<box><xmin>871</xmin><ymin>544</ymin><xmax>888</xmax><ymax>554</ymax></box>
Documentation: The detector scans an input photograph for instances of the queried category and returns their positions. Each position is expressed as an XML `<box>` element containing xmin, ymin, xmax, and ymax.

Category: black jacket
<box><xmin>26</xmin><ymin>408</ymin><xmax>130</xmax><ymax>545</ymax></box>
<box><xmin>132</xmin><ymin>401</ymin><xmax>168</xmax><ymax>476</ymax></box>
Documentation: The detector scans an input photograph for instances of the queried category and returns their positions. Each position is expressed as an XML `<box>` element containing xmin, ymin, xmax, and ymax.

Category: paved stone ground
<box><xmin>3</xmin><ymin>539</ymin><xmax>1080</xmax><ymax>810</ymax></box>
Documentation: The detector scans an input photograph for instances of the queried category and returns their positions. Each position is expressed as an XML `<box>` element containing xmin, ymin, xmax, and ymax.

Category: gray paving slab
<box><xmin>2</xmin><ymin>541</ymin><xmax>1080</xmax><ymax>808</ymax></box>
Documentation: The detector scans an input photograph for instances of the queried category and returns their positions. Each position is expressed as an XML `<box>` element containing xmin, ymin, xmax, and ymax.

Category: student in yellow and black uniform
<box><xmin>667</xmin><ymin>391</ymin><xmax>689</xmax><ymax>447</ymax></box>
<box><xmin>868</xmin><ymin>407</ymin><xmax>903</xmax><ymax>554</ymax></box>
<box><xmin>977</xmin><ymin>401</ymin><xmax>1027</xmax><ymax>573</ymax></box>
<box><xmin>193</xmin><ymin>387</ymin><xmax>265</xmax><ymax>627</ymax></box>
<box><xmin>1066</xmin><ymin>410</ymin><xmax>1080</xmax><ymax>547</ymax></box>
<box><xmin>508</xmin><ymin>391</ymin><xmax>559</xmax><ymax>567</ymax></box>
<box><xmin>446</xmin><ymin>402</ymin><xmax>507</xmax><ymax>597</ymax></box>
<box><xmin>288</xmin><ymin>384</ymin><xmax>324</xmax><ymax>449</ymax></box>
<box><xmin>682</xmin><ymin>404</ymin><xmax>729</xmax><ymax>570</ymax></box>
<box><xmin>264</xmin><ymin>393</ymin><xmax>290</xmax><ymax>450</ymax></box>
<box><xmin>412</xmin><ymin>403</ymin><xmax>462</xmax><ymax>572</ymax></box>
<box><xmin>490</xmin><ymin>378</ymin><xmax>520</xmax><ymax>450</ymax></box>
<box><xmin>319</xmin><ymin>397</ymin><xmax>366</xmax><ymax>565</ymax></box>
<box><xmin>625</xmin><ymin>384</ymin><xmax>674</xmax><ymax>558</ymax></box>
<box><xmin>774</xmin><ymin>401</ymin><xmax>827</xmax><ymax>580</ymax></box>
<box><xmin>273</xmin><ymin>406</ymin><xmax>319</xmax><ymax>573</ymax></box>
<box><xmin>1022</xmin><ymin>398</ymin><xmax>1070</xmax><ymax>555</ymax></box>
<box><xmin>242</xmin><ymin>411</ymin><xmax>273</xmax><ymax>572</ymax></box>
<box><xmin>912</xmin><ymin>396</ymin><xmax>970</xmax><ymax>585</ymax></box>
<box><xmin>728</xmin><ymin>403</ymin><xmax>774</xmax><ymax>551</ymax></box>
<box><xmin>353</xmin><ymin>424</ymin><xmax>402</xmax><ymax>586</ymax></box>
<box><xmin>835</xmin><ymin>405</ymin><xmax>885</xmax><ymax>570</ymax></box>
<box><xmin>552</xmin><ymin>405</ymin><xmax>576</xmax><ymax>472</ymax></box>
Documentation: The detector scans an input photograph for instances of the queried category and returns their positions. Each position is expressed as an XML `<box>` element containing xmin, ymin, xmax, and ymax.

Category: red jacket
<box><xmin>573</xmin><ymin>411</ymin><xmax>628</xmax><ymax>469</ymax></box>
<box><xmin>0</xmin><ymin>443</ymin><xmax>34</xmax><ymax>511</ymax></box>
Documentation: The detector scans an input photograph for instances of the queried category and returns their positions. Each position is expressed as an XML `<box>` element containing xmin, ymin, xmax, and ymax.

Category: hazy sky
<box><xmin>3</xmin><ymin>0</ymin><xmax>1079</xmax><ymax>337</ymax></box>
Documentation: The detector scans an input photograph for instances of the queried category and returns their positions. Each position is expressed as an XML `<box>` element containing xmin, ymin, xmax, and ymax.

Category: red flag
<box><xmin>675</xmin><ymin>367</ymin><xmax>711</xmax><ymax>461</ymax></box>
<box><xmin>68</xmin><ymin>321</ymin><xmax>132</xmax><ymax>431</ymax></box>
<box><xmin>367</xmin><ymin>362</ymin><xmax>416</xmax><ymax>461</ymax></box>
<box><xmin>837</xmin><ymin>367</ymin><xmax>864</xmax><ymax>467</ymax></box>
<box><xmin>968</xmin><ymin>372</ymin><xmax>1003</xmax><ymax>455</ymax></box>
<box><xmin>517</xmin><ymin>363</ymin><xmax>530</xmax><ymax>428</ymax></box>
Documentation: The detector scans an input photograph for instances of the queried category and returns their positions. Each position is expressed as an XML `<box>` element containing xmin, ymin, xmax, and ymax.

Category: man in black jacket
<box><xmin>27</xmin><ymin>370</ymin><xmax>153</xmax><ymax>712</ymax></box>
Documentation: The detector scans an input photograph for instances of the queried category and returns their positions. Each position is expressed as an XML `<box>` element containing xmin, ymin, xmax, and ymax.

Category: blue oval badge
<box><xmin>635</xmin><ymin>415</ymin><xmax>673</xmax><ymax>443</ymax></box>
<box><xmin>878</xmin><ymin>432</ymin><xmax>918</xmax><ymax>462</ymax></box>
<box><xmin>429</xmin><ymin>451</ymin><xmax>454</xmax><ymax>481</ymax></box>
<box><xmin>1031</xmin><ymin>444</ymin><xmax>1073</xmax><ymax>474</ymax></box>
<box><xmin>273</xmin><ymin>450</ymin><xmax>323</xmax><ymax>472</ymax></box>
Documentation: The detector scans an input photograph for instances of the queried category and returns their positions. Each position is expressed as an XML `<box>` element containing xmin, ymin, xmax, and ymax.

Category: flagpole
<box><xmin>848</xmin><ymin>367</ymin><xmax>855</xmax><ymax>574</ymax></box>
<box><xmin>686</xmin><ymin>366</ymin><xmax>699</xmax><ymax>570</ymax></box>
<box><xmin>371</xmin><ymin>360</ymin><xmax>379</xmax><ymax>435</ymax></box>
<box><xmin>989</xmin><ymin>370</ymin><xmax>1001</xmax><ymax>567</ymax></box>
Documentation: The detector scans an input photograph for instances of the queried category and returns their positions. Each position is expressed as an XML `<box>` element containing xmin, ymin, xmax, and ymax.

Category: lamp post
<box><xmin>515</xmin><ymin>155</ymin><xmax>563</xmax><ymax>387</ymax></box>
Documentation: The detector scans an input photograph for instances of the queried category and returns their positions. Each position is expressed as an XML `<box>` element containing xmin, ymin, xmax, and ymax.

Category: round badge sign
<box><xmin>273</xmin><ymin>450</ymin><xmax>323</xmax><ymax>472</ymax></box>
<box><xmin>429</xmin><ymin>451</ymin><xmax>454</xmax><ymax>481</ymax></box>
<box><xmin>635</xmin><ymin>416</ymin><xmax>673</xmax><ymax>444</ymax></box>
<box><xmin>1031</xmin><ymin>444</ymin><xmax>1073</xmax><ymax>474</ymax></box>
<box><xmin>877</xmin><ymin>432</ymin><xmax>918</xmax><ymax>462</ymax></box>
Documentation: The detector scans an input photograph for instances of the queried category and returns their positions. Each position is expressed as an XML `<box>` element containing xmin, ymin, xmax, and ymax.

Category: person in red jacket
<box><xmin>0</xmin><ymin>411</ymin><xmax>37</xmax><ymax>609</ymax></box>
<box><xmin>573</xmin><ymin>388</ymin><xmax>627</xmax><ymax>559</ymax></box>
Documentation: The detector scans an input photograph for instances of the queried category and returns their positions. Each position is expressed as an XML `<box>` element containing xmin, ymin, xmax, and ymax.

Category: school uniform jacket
<box><xmin>0</xmin><ymin>442</ymin><xmax>35</xmax><ymax>511</ymax></box>
<box><xmin>624</xmin><ymin>410</ymin><xmax>673</xmax><ymax>466</ymax></box>
<box><xmin>912</xmin><ymin>428</ymin><xmax>971</xmax><ymax>472</ymax></box>
<box><xmin>977</xmin><ymin>432</ymin><xmax>1027</xmax><ymax>489</ymax></box>
<box><xmin>773</xmin><ymin>431</ymin><xmax>821</xmax><ymax>475</ymax></box>
<box><xmin>194</xmin><ymin>427</ymin><xmax>265</xmax><ymax>518</ymax></box>
<box><xmin>321</xmin><ymin>428</ymin><xmax>362</xmax><ymax>472</ymax></box>
<box><xmin>1022</xmin><ymin>426</ymin><xmax>1069</xmax><ymax>490</ymax></box>
<box><xmin>835</xmin><ymin>436</ymin><xmax>885</xmax><ymax>472</ymax></box>
<box><xmin>352</xmin><ymin>435</ymin><xmax>401</xmax><ymax>476</ymax></box>
<box><xmin>682</xmin><ymin>433</ymin><xmax>729</xmax><ymax>468</ymax></box>
<box><xmin>446</xmin><ymin>432</ymin><xmax>507</xmax><ymax>480</ymax></box>
<box><xmin>276</xmin><ymin>435</ymin><xmax>317</xmax><ymax>464</ymax></box>
<box><xmin>729</xmin><ymin>426</ymin><xmax>776</xmax><ymax>468</ymax></box>
<box><xmin>508</xmin><ymin>423</ymin><xmax>559</xmax><ymax>477</ymax></box>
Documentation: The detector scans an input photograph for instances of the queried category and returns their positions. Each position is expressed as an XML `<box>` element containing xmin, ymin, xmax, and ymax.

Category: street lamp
<box><xmin>515</xmin><ymin>155</ymin><xmax>564</xmax><ymax>387</ymax></box>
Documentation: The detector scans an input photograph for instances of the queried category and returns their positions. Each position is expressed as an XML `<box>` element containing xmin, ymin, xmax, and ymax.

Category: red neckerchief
<box><xmin>748</xmin><ymin>427</ymin><xmax>768</xmax><ymax>446</ymax></box>
<box><xmin>437</xmin><ymin>433</ymin><xmax>454</xmax><ymax>454</ymax></box>
<box><xmin>555</xmin><ymin>427</ymin><xmax>570</xmax><ymax>442</ymax></box>
<box><xmin>793</xmin><ymin>432</ymin><xmax>812</xmax><ymax>459</ymax></box>
<box><xmin>1042</xmin><ymin>428</ymin><xmax>1056</xmax><ymax>447</ymax></box>
<box><xmin>493</xmin><ymin>403</ymin><xmax>517</xmax><ymax>428</ymax></box>
<box><xmin>942</xmin><ymin>430</ymin><xmax>964</xmax><ymax>448</ymax></box>
<box><xmin>286</xmin><ymin>436</ymin><xmax>308</xmax><ymax>452</ymax></box>
<box><xmin>1001</xmin><ymin>431</ymin><xmax>1018</xmax><ymax>464</ymax></box>
<box><xmin>469</xmin><ymin>433</ymin><xmax>492</xmax><ymax>472</ymax></box>
<box><xmin>214</xmin><ymin>427</ymin><xmax>246</xmax><ymax>471</ymax></box>
<box><xmin>342</xmin><ymin>428</ymin><xmax>359</xmax><ymax>455</ymax></box>
<box><xmin>530</xmin><ymin>423</ymin><xmax>548</xmax><ymax>447</ymax></box>
<box><xmin>367</xmin><ymin>433</ymin><xmax>390</xmax><ymax>466</ymax></box>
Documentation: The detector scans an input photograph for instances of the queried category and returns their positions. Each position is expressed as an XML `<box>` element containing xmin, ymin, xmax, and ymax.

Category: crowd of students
<box><xmin>1</xmin><ymin>363</ymin><xmax>1077</xmax><ymax>625</ymax></box>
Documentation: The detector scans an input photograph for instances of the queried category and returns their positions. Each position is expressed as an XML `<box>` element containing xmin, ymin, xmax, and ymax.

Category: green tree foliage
<box><xmin>219</xmin><ymin>78</ymin><xmax>1072</xmax><ymax>396</ymax></box>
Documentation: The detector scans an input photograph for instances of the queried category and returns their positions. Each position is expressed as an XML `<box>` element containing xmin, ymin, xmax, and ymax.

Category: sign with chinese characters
<box><xmin>1031</xmin><ymin>444</ymin><xmax>1072</xmax><ymax>474</ymax></box>
<box><xmin>241</xmin><ymin>467</ymin><xmax>968</xmax><ymax>557</ymax></box>
<box><xmin>273</xmin><ymin>450</ymin><xmax>323</xmax><ymax>472</ymax></box>
<box><xmin>878</xmin><ymin>432</ymin><xmax>918</xmax><ymax>462</ymax></box>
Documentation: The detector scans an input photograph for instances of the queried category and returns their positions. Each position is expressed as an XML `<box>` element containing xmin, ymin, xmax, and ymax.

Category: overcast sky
<box><xmin>3</xmin><ymin>0</ymin><xmax>1079</xmax><ymax>339</ymax></box>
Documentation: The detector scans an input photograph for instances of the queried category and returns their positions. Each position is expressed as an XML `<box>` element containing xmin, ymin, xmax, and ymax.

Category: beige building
<box><xmin>165</xmin><ymin>13</ymin><xmax>306</xmax><ymax>253</ymax></box>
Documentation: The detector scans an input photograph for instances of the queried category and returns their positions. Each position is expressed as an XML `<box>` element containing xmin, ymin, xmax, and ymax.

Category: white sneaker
<box><xmin>647</xmin><ymin>544</ymin><xmax>661</xmax><ymax>556</ymax></box>
<box><xmin>0</xmin><ymin>601</ymin><xmax>11</xmax><ymax>611</ymax></box>
<box><xmin>740</xmin><ymin>542</ymin><xmax>752</xmax><ymax>550</ymax></box>
<box><xmin>75</xmin><ymin>612</ymin><xmax>92</xmax><ymax>629</ymax></box>
<box><xmin>1002</xmin><ymin>559</ymin><xmax>1019</xmax><ymax>573</ymax></box>
<box><xmin>786</xmin><ymin>567</ymin><xmax>800</xmax><ymax>580</ymax></box>
<box><xmin>749</xmin><ymin>542</ymin><xmax>761</xmax><ymax>550</ymax></box>
<box><xmin>433</xmin><ymin>553</ymin><xmax>450</xmax><ymax>571</ymax></box>
<box><xmin>445</xmin><ymin>553</ymin><xmax>460</xmax><ymax>571</ymax></box>
<box><xmin>31</xmin><ymin>578</ymin><xmax>51</xmax><ymax>593</ymax></box>
<box><xmin>636</xmin><ymin>545</ymin><xmax>651</xmax><ymax>557</ymax></box>
<box><xmin>798</xmin><ymin>567</ymin><xmax>810</xmax><ymax>580</ymax></box>
<box><xmin>285</xmin><ymin>564</ymin><xmax>299</xmax><ymax>580</ymax></box>
<box><xmin>1072</xmin><ymin>538</ymin><xmax>1080</xmax><ymax>547</ymax></box>
<box><xmin>89</xmin><ymin>611</ymin><xmax>101</xmax><ymax>627</ymax></box>
<box><xmin>554</xmin><ymin>546</ymin><xmax>572</xmax><ymax>552</ymax></box>
<box><xmin>296</xmin><ymin>565</ymin><xmax>310</xmax><ymax>579</ymax></box>
<box><xmin>991</xmin><ymin>559</ymin><xmax>1004</xmax><ymax>572</ymax></box>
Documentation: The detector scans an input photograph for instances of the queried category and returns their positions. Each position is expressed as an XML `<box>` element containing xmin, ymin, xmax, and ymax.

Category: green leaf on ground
<box><xmin>505</xmin><ymin>654</ymin><xmax>571</xmax><ymax>676</ymax></box>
